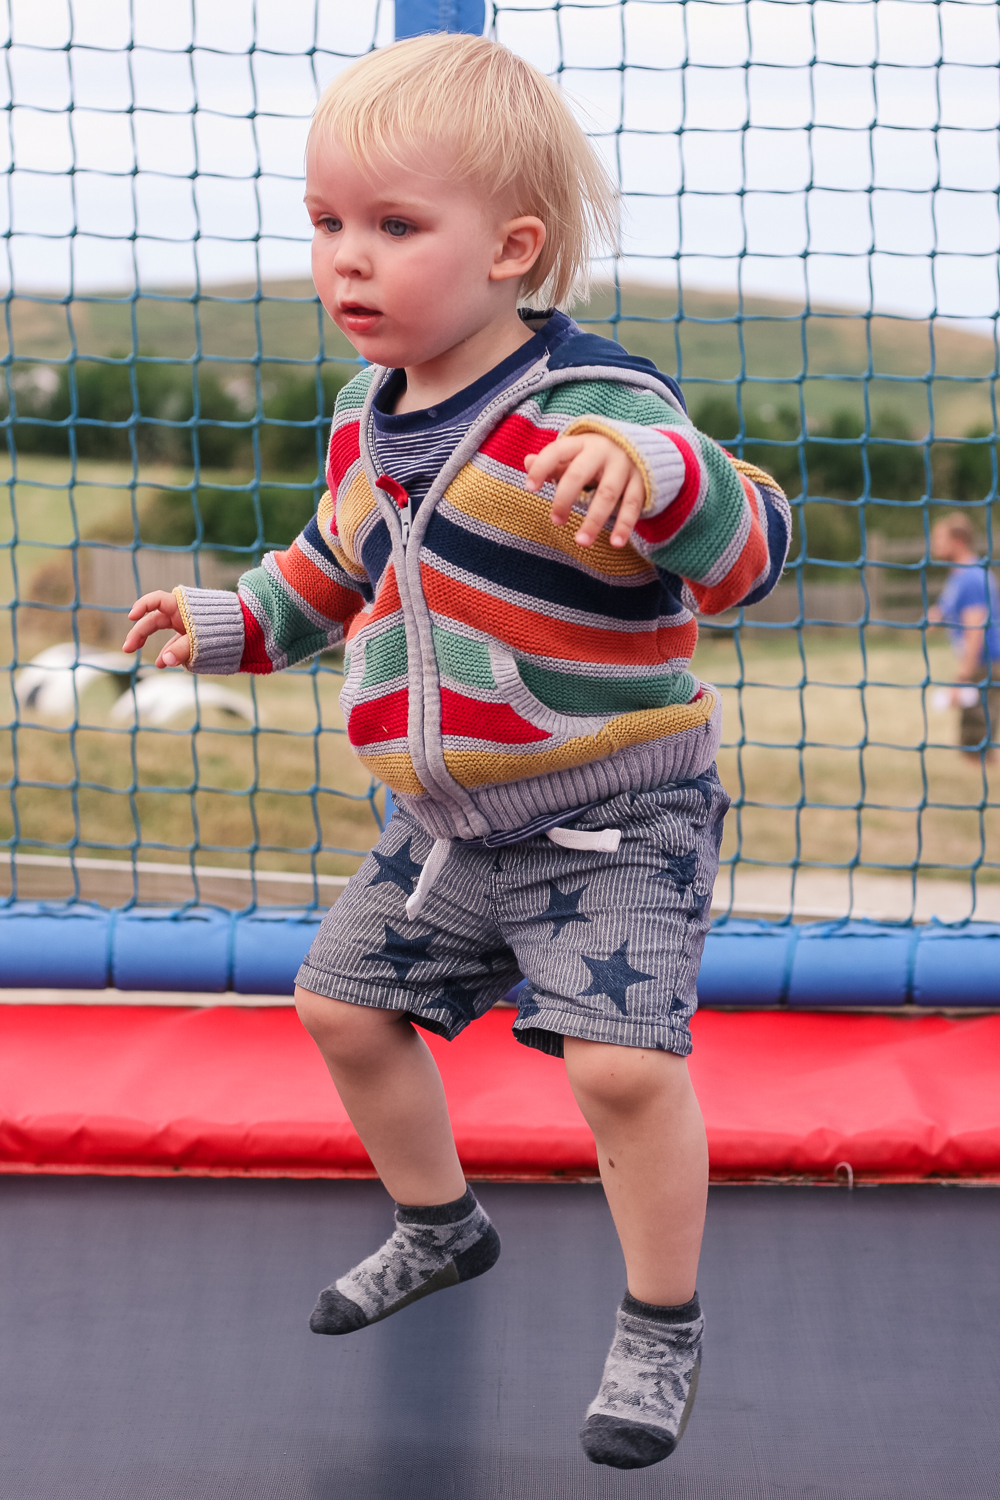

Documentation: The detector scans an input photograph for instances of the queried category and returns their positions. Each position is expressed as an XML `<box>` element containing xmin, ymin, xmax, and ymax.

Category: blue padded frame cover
<box><xmin>1</xmin><ymin>904</ymin><xmax>998</xmax><ymax>1005</ymax></box>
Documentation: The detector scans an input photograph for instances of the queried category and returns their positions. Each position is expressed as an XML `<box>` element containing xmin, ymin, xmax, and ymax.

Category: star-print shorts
<box><xmin>296</xmin><ymin>768</ymin><xmax>730</xmax><ymax>1058</ymax></box>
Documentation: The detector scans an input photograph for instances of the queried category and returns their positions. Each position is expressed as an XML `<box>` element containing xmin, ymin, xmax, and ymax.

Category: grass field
<box><xmin>697</xmin><ymin>630</ymin><xmax>999</xmax><ymax>883</ymax></box>
<box><xmin>3</xmin><ymin>607</ymin><xmax>996</xmax><ymax>891</ymax></box>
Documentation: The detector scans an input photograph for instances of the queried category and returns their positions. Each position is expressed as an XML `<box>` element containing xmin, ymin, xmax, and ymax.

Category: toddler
<box><xmin>124</xmin><ymin>34</ymin><xmax>789</xmax><ymax>1470</ymax></box>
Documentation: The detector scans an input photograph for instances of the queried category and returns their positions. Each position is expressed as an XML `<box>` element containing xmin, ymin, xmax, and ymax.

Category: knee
<box><xmin>294</xmin><ymin>987</ymin><xmax>396</xmax><ymax>1068</ymax></box>
<box><xmin>564</xmin><ymin>1038</ymin><xmax>690</xmax><ymax>1116</ymax></box>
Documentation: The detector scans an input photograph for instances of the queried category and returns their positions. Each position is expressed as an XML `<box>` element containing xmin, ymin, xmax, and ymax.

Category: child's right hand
<box><xmin>122</xmin><ymin>591</ymin><xmax>191</xmax><ymax>669</ymax></box>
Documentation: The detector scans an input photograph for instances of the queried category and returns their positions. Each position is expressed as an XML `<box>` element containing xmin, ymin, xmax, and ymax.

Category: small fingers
<box><xmin>127</xmin><ymin>590</ymin><xmax>180</xmax><ymax>623</ymax></box>
<box><xmin>121</xmin><ymin>610</ymin><xmax>179</xmax><ymax>654</ymax></box>
<box><xmin>551</xmin><ymin>453</ymin><xmax>608</xmax><ymax>529</ymax></box>
<box><xmin>573</xmin><ymin>450</ymin><xmax>635</xmax><ymax>545</ymax></box>
<box><xmin>608</xmin><ymin>472</ymin><xmax>649</xmax><ymax>548</ymax></box>
<box><xmin>524</xmin><ymin>437</ymin><xmax>585</xmax><ymax>495</ymax></box>
<box><xmin>123</xmin><ymin>591</ymin><xmax>184</xmax><ymax>654</ymax></box>
<box><xmin>156</xmin><ymin>634</ymin><xmax>191</xmax><ymax>669</ymax></box>
<box><xmin>529</xmin><ymin>435</ymin><xmax>647</xmax><ymax>547</ymax></box>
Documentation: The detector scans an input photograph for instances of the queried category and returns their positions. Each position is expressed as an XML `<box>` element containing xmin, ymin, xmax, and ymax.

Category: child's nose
<box><xmin>332</xmin><ymin>232</ymin><xmax>371</xmax><ymax>279</ymax></box>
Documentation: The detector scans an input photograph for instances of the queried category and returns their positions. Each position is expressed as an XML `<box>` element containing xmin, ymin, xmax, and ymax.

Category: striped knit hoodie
<box><xmin>175</xmin><ymin>319</ymin><xmax>790</xmax><ymax>842</ymax></box>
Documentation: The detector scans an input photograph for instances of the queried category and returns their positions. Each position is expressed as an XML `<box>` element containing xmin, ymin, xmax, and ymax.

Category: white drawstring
<box><xmin>545</xmin><ymin>826</ymin><xmax>621</xmax><ymax>854</ymax></box>
<box><xmin>403</xmin><ymin>823</ymin><xmax>622</xmax><ymax>921</ymax></box>
<box><xmin>405</xmin><ymin>838</ymin><xmax>453</xmax><ymax>921</ymax></box>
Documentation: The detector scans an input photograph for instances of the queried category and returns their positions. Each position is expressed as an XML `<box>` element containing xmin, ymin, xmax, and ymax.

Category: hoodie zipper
<box><xmin>358</xmin><ymin>353</ymin><xmax>686</xmax><ymax>833</ymax></box>
<box><xmin>374</xmin><ymin>474</ymin><xmax>412</xmax><ymax>548</ymax></box>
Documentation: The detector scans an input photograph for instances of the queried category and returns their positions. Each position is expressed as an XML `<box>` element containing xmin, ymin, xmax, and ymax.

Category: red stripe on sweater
<box><xmin>238</xmin><ymin>598</ymin><xmax>273</xmax><ymax>674</ymax></box>
<box><xmin>478</xmin><ymin>412</ymin><xmax>561</xmax><ymax>473</ymax></box>
<box><xmin>326</xmin><ymin>420</ymin><xmax>361</xmax><ymax>494</ymax></box>
<box><xmin>440</xmin><ymin>687</ymin><xmax>550</xmax><ymax>745</ymax></box>
<box><xmin>633</xmin><ymin>429</ymin><xmax>702</xmax><ymax>546</ymax></box>
<box><xmin>422</xmin><ymin>565</ymin><xmax>698</xmax><ymax>666</ymax></box>
<box><xmin>347</xmin><ymin>689</ymin><xmax>409</xmax><ymax>747</ymax></box>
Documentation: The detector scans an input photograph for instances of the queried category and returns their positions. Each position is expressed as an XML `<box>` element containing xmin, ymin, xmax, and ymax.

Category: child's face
<box><xmin>306</xmin><ymin>133</ymin><xmax>517</xmax><ymax>370</ymax></box>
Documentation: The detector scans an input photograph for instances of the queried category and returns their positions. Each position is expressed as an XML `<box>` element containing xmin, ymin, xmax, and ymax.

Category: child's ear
<box><xmin>490</xmin><ymin>216</ymin><xmax>546</xmax><ymax>284</ymax></box>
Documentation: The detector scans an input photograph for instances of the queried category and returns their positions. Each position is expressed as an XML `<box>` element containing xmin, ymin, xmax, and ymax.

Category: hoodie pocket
<box><xmin>338</xmin><ymin>637</ymin><xmax>366</xmax><ymax>723</ymax></box>
<box><xmin>487</xmin><ymin>644</ymin><xmax>611</xmax><ymax>740</ymax></box>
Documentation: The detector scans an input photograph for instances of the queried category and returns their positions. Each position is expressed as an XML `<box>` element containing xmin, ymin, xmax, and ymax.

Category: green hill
<box><xmin>4</xmin><ymin>277</ymin><xmax>995</xmax><ymax>437</ymax></box>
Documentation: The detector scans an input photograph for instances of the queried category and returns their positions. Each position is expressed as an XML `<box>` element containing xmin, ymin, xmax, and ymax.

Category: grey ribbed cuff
<box><xmin>174</xmin><ymin>586</ymin><xmax>245</xmax><ymax>675</ymax></box>
<box><xmin>642</xmin><ymin>430</ymin><xmax>687</xmax><ymax>515</ymax></box>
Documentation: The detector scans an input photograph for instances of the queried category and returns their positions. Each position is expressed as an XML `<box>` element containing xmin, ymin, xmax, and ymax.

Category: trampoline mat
<box><xmin>1</xmin><ymin>1179</ymin><xmax>998</xmax><ymax>1500</ymax></box>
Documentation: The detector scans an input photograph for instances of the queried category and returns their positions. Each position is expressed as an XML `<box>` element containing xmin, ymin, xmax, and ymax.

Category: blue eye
<box><xmin>383</xmin><ymin>219</ymin><xmax>410</xmax><ymax>238</ymax></box>
<box><xmin>319</xmin><ymin>217</ymin><xmax>341</xmax><ymax>234</ymax></box>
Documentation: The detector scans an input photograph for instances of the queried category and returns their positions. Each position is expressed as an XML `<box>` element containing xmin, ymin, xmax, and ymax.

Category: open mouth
<box><xmin>339</xmin><ymin>303</ymin><xmax>383</xmax><ymax>330</ymax></box>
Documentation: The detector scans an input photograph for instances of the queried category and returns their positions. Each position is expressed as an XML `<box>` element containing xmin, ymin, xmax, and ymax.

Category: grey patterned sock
<box><xmin>580</xmin><ymin>1291</ymin><xmax>703</xmax><ymax>1470</ymax></box>
<box><xmin>309</xmin><ymin>1185</ymin><xmax>500</xmax><ymax>1335</ymax></box>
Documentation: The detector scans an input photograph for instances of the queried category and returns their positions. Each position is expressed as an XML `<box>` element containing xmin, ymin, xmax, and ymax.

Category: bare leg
<box><xmin>295</xmin><ymin>986</ymin><xmax>466</xmax><ymax>1206</ymax></box>
<box><xmin>563</xmin><ymin>1038</ymin><xmax>708</xmax><ymax>1306</ymax></box>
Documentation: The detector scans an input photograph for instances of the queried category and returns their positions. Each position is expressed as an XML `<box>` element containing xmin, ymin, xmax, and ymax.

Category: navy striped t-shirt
<box><xmin>370</xmin><ymin>310</ymin><xmax>574</xmax><ymax>512</ymax></box>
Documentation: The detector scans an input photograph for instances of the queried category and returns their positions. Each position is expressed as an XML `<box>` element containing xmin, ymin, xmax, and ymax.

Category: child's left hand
<box><xmin>524</xmin><ymin>433</ymin><xmax>646</xmax><ymax>548</ymax></box>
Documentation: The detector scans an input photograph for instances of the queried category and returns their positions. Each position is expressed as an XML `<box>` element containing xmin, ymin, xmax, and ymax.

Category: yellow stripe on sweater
<box><xmin>443</xmin><ymin>692</ymin><xmax>716</xmax><ymax>787</ymax></box>
<box><xmin>354</xmin><ymin>750</ymin><xmax>427</xmax><ymax>797</ymax></box>
<box><xmin>447</xmin><ymin>466</ymin><xmax>654</xmax><ymax>578</ymax></box>
<box><xmin>335</xmin><ymin>472</ymin><xmax>379</xmax><ymax>576</ymax></box>
<box><xmin>728</xmin><ymin>457</ymin><xmax>782</xmax><ymax>492</ymax></box>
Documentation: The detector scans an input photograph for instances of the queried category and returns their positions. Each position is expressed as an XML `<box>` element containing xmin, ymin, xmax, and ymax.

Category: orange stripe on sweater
<box><xmin>274</xmin><ymin>545</ymin><xmax>367</xmax><ymax>623</ymax></box>
<box><xmin>345</xmin><ymin>563</ymin><xmax>401</xmax><ymax>641</ymax></box>
<box><xmin>422</xmin><ymin>565</ymin><xmax>697</xmax><ymax>665</ymax></box>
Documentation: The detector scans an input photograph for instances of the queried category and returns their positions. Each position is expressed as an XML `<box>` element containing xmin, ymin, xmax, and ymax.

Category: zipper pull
<box><xmin>376</xmin><ymin>475</ymin><xmax>412</xmax><ymax>549</ymax></box>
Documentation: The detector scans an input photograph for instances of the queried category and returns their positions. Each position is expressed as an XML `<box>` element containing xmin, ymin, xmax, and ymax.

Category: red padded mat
<box><xmin>1</xmin><ymin>1005</ymin><xmax>998</xmax><ymax>1180</ymax></box>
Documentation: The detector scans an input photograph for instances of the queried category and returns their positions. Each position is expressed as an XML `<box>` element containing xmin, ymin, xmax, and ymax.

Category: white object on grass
<box><xmin>14</xmin><ymin>643</ymin><xmax>137</xmax><ymax>718</ymax></box>
<box><xmin>931</xmin><ymin>687</ymin><xmax>980</xmax><ymax>711</ymax></box>
<box><xmin>109</xmin><ymin>675</ymin><xmax>255</xmax><ymax>727</ymax></box>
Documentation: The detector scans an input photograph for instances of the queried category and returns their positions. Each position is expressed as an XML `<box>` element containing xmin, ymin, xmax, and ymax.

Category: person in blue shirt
<box><xmin>929</xmin><ymin>512</ymin><xmax>1000</xmax><ymax>765</ymax></box>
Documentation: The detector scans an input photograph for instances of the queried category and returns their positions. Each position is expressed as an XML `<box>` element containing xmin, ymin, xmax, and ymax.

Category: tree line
<box><xmin>2</xmin><ymin>356</ymin><xmax>352</xmax><ymax>475</ymax></box>
<box><xmin>3</xmin><ymin>359</ymin><xmax>997</xmax><ymax>564</ymax></box>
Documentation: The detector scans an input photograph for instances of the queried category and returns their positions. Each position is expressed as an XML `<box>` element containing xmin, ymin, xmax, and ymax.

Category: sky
<box><xmin>4</xmin><ymin>0</ymin><xmax>1000</xmax><ymax>323</ymax></box>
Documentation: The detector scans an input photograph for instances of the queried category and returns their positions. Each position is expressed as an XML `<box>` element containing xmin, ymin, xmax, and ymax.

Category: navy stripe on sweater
<box><xmin>423</xmin><ymin>509</ymin><xmax>670</xmax><ymax>621</ymax></box>
<box><xmin>301</xmin><ymin>514</ymin><xmax>373</xmax><ymax>602</ymax></box>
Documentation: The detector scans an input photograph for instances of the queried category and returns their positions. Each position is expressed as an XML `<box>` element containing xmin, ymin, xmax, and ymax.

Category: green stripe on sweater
<box><xmin>432</xmin><ymin>626</ymin><xmax>496</xmax><ymax>689</ymax></box>
<box><xmin>242</xmin><ymin>570</ymin><xmax>319</xmax><ymax>659</ymax></box>
<box><xmin>362</xmin><ymin>624</ymin><xmax>408</xmax><ymax>687</ymax></box>
<box><xmin>537</xmin><ymin>381</ymin><xmax>679</xmax><ymax>425</ymax></box>
<box><xmin>649</xmin><ymin>436</ymin><xmax>745</xmax><ymax>580</ymax></box>
<box><xmin>519</xmin><ymin>659</ymin><xmax>698</xmax><ymax>714</ymax></box>
<box><xmin>334</xmin><ymin>365</ymin><xmax>378</xmax><ymax>414</ymax></box>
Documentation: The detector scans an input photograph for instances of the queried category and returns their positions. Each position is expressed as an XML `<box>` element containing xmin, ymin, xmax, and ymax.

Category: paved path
<box><xmin>6</xmin><ymin>851</ymin><xmax>998</xmax><ymax>925</ymax></box>
<box><xmin>714</xmin><ymin>867</ymin><xmax>1000</xmax><ymax>923</ymax></box>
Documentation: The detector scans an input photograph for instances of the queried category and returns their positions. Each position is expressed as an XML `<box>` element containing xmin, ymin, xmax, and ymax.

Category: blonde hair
<box><xmin>309</xmin><ymin>34</ymin><xmax>618</xmax><ymax>308</ymax></box>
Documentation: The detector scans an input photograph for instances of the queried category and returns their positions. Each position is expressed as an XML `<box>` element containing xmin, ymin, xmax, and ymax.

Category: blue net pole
<box><xmin>1</xmin><ymin>0</ymin><xmax>998</xmax><ymax>1002</ymax></box>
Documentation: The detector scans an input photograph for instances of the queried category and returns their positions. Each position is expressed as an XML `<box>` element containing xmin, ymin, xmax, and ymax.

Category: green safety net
<box><xmin>2</xmin><ymin>0</ymin><xmax>998</xmax><ymax>925</ymax></box>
